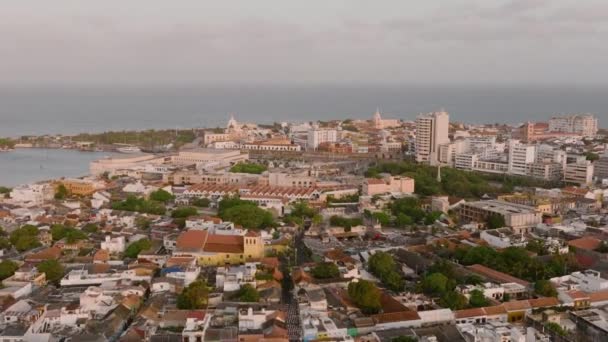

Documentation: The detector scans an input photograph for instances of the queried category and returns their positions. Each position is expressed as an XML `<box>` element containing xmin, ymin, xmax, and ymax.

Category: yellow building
<box><xmin>174</xmin><ymin>230</ymin><xmax>264</xmax><ymax>266</ymax></box>
<box><xmin>56</xmin><ymin>179</ymin><xmax>98</xmax><ymax>196</ymax></box>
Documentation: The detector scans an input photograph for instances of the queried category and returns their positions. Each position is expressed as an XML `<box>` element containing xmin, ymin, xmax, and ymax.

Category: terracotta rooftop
<box><xmin>454</xmin><ymin>307</ymin><xmax>486</xmax><ymax>319</ymax></box>
<box><xmin>467</xmin><ymin>264</ymin><xmax>530</xmax><ymax>287</ymax></box>
<box><xmin>529</xmin><ymin>297</ymin><xmax>559</xmax><ymax>308</ymax></box>
<box><xmin>503</xmin><ymin>300</ymin><xmax>531</xmax><ymax>311</ymax></box>
<box><xmin>568</xmin><ymin>236</ymin><xmax>601</xmax><ymax>251</ymax></box>
<box><xmin>589</xmin><ymin>289</ymin><xmax>608</xmax><ymax>303</ymax></box>
<box><xmin>372</xmin><ymin>310</ymin><xmax>420</xmax><ymax>323</ymax></box>
<box><xmin>203</xmin><ymin>234</ymin><xmax>243</xmax><ymax>253</ymax></box>
<box><xmin>176</xmin><ymin>230</ymin><xmax>208</xmax><ymax>252</ymax></box>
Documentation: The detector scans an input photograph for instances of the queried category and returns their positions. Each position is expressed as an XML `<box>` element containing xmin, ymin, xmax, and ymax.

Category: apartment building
<box><xmin>548</xmin><ymin>114</ymin><xmax>598</xmax><ymax>137</ymax></box>
<box><xmin>307</xmin><ymin>128</ymin><xmax>338</xmax><ymax>150</ymax></box>
<box><xmin>415</xmin><ymin>111</ymin><xmax>450</xmax><ymax>166</ymax></box>
<box><xmin>508</xmin><ymin>140</ymin><xmax>536</xmax><ymax>176</ymax></box>
<box><xmin>458</xmin><ymin>200</ymin><xmax>542</xmax><ymax>233</ymax></box>
<box><xmin>564</xmin><ymin>160</ymin><xmax>594</xmax><ymax>185</ymax></box>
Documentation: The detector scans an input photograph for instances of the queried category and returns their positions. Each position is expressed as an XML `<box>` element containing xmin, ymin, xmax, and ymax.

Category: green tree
<box><xmin>545</xmin><ymin>322</ymin><xmax>567</xmax><ymax>336</ymax></box>
<box><xmin>0</xmin><ymin>260</ymin><xmax>19</xmax><ymax>280</ymax></box>
<box><xmin>177</xmin><ymin>280</ymin><xmax>209</xmax><ymax>309</ymax></box>
<box><xmin>329</xmin><ymin>216</ymin><xmax>363</xmax><ymax>229</ymax></box>
<box><xmin>486</xmin><ymin>213</ymin><xmax>506</xmax><ymax>229</ymax></box>
<box><xmin>421</xmin><ymin>273</ymin><xmax>448</xmax><ymax>295</ymax></box>
<box><xmin>440</xmin><ymin>290</ymin><xmax>468</xmax><ymax>310</ymax></box>
<box><xmin>82</xmin><ymin>223</ymin><xmax>99</xmax><ymax>234</ymax></box>
<box><xmin>469</xmin><ymin>289</ymin><xmax>489</xmax><ymax>307</ymax></box>
<box><xmin>311</xmin><ymin>262</ymin><xmax>340</xmax><ymax>279</ymax></box>
<box><xmin>111</xmin><ymin>196</ymin><xmax>166</xmax><ymax>215</ymax></box>
<box><xmin>372</xmin><ymin>212</ymin><xmax>391</xmax><ymax>226</ymax></box>
<box><xmin>395</xmin><ymin>213</ymin><xmax>414</xmax><ymax>228</ymax></box>
<box><xmin>0</xmin><ymin>237</ymin><xmax>11</xmax><ymax>250</ymax></box>
<box><xmin>37</xmin><ymin>260</ymin><xmax>65</xmax><ymax>284</ymax></box>
<box><xmin>191</xmin><ymin>197</ymin><xmax>210</xmax><ymax>208</ymax></box>
<box><xmin>218</xmin><ymin>196</ymin><xmax>256</xmax><ymax>216</ymax></box>
<box><xmin>149</xmin><ymin>189</ymin><xmax>175</xmax><ymax>203</ymax></box>
<box><xmin>9</xmin><ymin>225</ymin><xmax>41</xmax><ymax>252</ymax></box>
<box><xmin>171</xmin><ymin>206</ymin><xmax>198</xmax><ymax>218</ymax></box>
<box><xmin>369</xmin><ymin>251</ymin><xmax>403</xmax><ymax>291</ymax></box>
<box><xmin>124</xmin><ymin>239</ymin><xmax>152</xmax><ymax>258</ymax></box>
<box><xmin>135</xmin><ymin>216</ymin><xmax>151</xmax><ymax>230</ymax></box>
<box><xmin>585</xmin><ymin>152</ymin><xmax>599</xmax><ymax>161</ymax></box>
<box><xmin>424</xmin><ymin>211</ymin><xmax>442</xmax><ymax>225</ymax></box>
<box><xmin>54</xmin><ymin>184</ymin><xmax>68</xmax><ymax>200</ymax></box>
<box><xmin>348</xmin><ymin>280</ymin><xmax>381</xmax><ymax>314</ymax></box>
<box><xmin>526</xmin><ymin>239</ymin><xmax>548</xmax><ymax>256</ymax></box>
<box><xmin>229</xmin><ymin>162</ymin><xmax>267</xmax><ymax>174</ymax></box>
<box><xmin>222</xmin><ymin>204</ymin><xmax>276</xmax><ymax>230</ymax></box>
<box><xmin>534</xmin><ymin>279</ymin><xmax>557</xmax><ymax>297</ymax></box>
<box><xmin>237</xmin><ymin>284</ymin><xmax>260</xmax><ymax>302</ymax></box>
<box><xmin>50</xmin><ymin>225</ymin><xmax>87</xmax><ymax>243</ymax></box>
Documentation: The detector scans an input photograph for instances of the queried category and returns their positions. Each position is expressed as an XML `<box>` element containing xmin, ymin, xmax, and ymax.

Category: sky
<box><xmin>2</xmin><ymin>0</ymin><xmax>608</xmax><ymax>85</ymax></box>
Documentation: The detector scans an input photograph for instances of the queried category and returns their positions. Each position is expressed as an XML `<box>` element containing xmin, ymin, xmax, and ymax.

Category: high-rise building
<box><xmin>564</xmin><ymin>160</ymin><xmax>594</xmax><ymax>185</ymax></box>
<box><xmin>548</xmin><ymin>114</ymin><xmax>598</xmax><ymax>137</ymax></box>
<box><xmin>507</xmin><ymin>140</ymin><xmax>536</xmax><ymax>176</ymax></box>
<box><xmin>415</xmin><ymin>111</ymin><xmax>450</xmax><ymax>166</ymax></box>
<box><xmin>596</xmin><ymin>154</ymin><xmax>608</xmax><ymax>180</ymax></box>
<box><xmin>307</xmin><ymin>127</ymin><xmax>338</xmax><ymax>150</ymax></box>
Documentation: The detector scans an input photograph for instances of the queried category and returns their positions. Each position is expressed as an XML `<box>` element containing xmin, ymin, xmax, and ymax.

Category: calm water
<box><xmin>0</xmin><ymin>149</ymin><xmax>114</xmax><ymax>187</ymax></box>
<box><xmin>0</xmin><ymin>84</ymin><xmax>606</xmax><ymax>137</ymax></box>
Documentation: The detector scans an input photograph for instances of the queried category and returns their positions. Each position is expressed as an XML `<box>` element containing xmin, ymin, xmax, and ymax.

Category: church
<box><xmin>173</xmin><ymin>229</ymin><xmax>265</xmax><ymax>266</ymax></box>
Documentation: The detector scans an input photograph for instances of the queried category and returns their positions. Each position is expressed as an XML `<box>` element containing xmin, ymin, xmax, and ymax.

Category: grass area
<box><xmin>72</xmin><ymin>129</ymin><xmax>196</xmax><ymax>149</ymax></box>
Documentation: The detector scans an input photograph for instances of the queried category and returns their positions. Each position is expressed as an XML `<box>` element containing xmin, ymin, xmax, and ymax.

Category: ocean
<box><xmin>0</xmin><ymin>148</ymin><xmax>114</xmax><ymax>187</ymax></box>
<box><xmin>0</xmin><ymin>84</ymin><xmax>606</xmax><ymax>137</ymax></box>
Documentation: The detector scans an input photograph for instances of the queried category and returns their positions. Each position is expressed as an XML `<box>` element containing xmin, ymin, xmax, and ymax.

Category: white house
<box><xmin>100</xmin><ymin>235</ymin><xmax>126</xmax><ymax>254</ymax></box>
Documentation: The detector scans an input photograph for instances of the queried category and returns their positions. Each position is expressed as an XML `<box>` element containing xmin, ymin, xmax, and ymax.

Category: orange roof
<box><xmin>203</xmin><ymin>234</ymin><xmax>243</xmax><ymax>253</ymax></box>
<box><xmin>503</xmin><ymin>300</ymin><xmax>531</xmax><ymax>312</ymax></box>
<box><xmin>176</xmin><ymin>230</ymin><xmax>208</xmax><ymax>252</ymax></box>
<box><xmin>529</xmin><ymin>297</ymin><xmax>559</xmax><ymax>308</ymax></box>
<box><xmin>589</xmin><ymin>289</ymin><xmax>608</xmax><ymax>303</ymax></box>
<box><xmin>483</xmin><ymin>305</ymin><xmax>507</xmax><ymax>316</ymax></box>
<box><xmin>454</xmin><ymin>307</ymin><xmax>486</xmax><ymax>319</ymax></box>
<box><xmin>566</xmin><ymin>290</ymin><xmax>590</xmax><ymax>300</ymax></box>
<box><xmin>366</xmin><ymin>178</ymin><xmax>386</xmax><ymax>185</ymax></box>
<box><xmin>166</xmin><ymin>256</ymin><xmax>196</xmax><ymax>267</ymax></box>
<box><xmin>26</xmin><ymin>246</ymin><xmax>62</xmax><ymax>262</ymax></box>
<box><xmin>260</xmin><ymin>257</ymin><xmax>280</xmax><ymax>269</ymax></box>
<box><xmin>467</xmin><ymin>264</ymin><xmax>530</xmax><ymax>287</ymax></box>
<box><xmin>93</xmin><ymin>249</ymin><xmax>109</xmax><ymax>262</ymax></box>
<box><xmin>372</xmin><ymin>311</ymin><xmax>420</xmax><ymax>323</ymax></box>
<box><xmin>568</xmin><ymin>237</ymin><xmax>601</xmax><ymax>251</ymax></box>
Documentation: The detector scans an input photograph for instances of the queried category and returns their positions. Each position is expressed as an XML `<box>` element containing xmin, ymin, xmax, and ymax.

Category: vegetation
<box><xmin>72</xmin><ymin>129</ymin><xmax>196</xmax><ymax>149</ymax></box>
<box><xmin>191</xmin><ymin>197</ymin><xmax>210</xmax><ymax>208</ymax></box>
<box><xmin>526</xmin><ymin>239</ymin><xmax>549</xmax><ymax>256</ymax></box>
<box><xmin>326</xmin><ymin>194</ymin><xmax>360</xmax><ymax>204</ymax></box>
<box><xmin>366</xmin><ymin>161</ymin><xmax>562</xmax><ymax>198</ymax></box>
<box><xmin>177</xmin><ymin>280</ymin><xmax>209</xmax><ymax>309</ymax></box>
<box><xmin>389</xmin><ymin>197</ymin><xmax>441</xmax><ymax>227</ymax></box>
<box><xmin>329</xmin><ymin>216</ymin><xmax>362</xmax><ymax>229</ymax></box>
<box><xmin>544</xmin><ymin>322</ymin><xmax>568</xmax><ymax>336</ymax></box>
<box><xmin>0</xmin><ymin>260</ymin><xmax>19</xmax><ymax>281</ymax></box>
<box><xmin>486</xmin><ymin>213</ymin><xmax>506</xmax><ymax>229</ymax></box>
<box><xmin>454</xmin><ymin>246</ymin><xmax>578</xmax><ymax>282</ymax></box>
<box><xmin>368</xmin><ymin>251</ymin><xmax>403</xmax><ymax>291</ymax></box>
<box><xmin>54</xmin><ymin>184</ymin><xmax>68</xmax><ymax>200</ymax></box>
<box><xmin>135</xmin><ymin>216</ymin><xmax>151</xmax><ymax>230</ymax></box>
<box><xmin>439</xmin><ymin>291</ymin><xmax>469</xmax><ymax>310</ymax></box>
<box><xmin>9</xmin><ymin>225</ymin><xmax>41</xmax><ymax>252</ymax></box>
<box><xmin>284</xmin><ymin>201</ymin><xmax>319</xmax><ymax>226</ymax></box>
<box><xmin>50</xmin><ymin>225</ymin><xmax>87</xmax><ymax>243</ymax></box>
<box><xmin>0</xmin><ymin>138</ymin><xmax>15</xmax><ymax>149</ymax></box>
<box><xmin>111</xmin><ymin>196</ymin><xmax>166</xmax><ymax>215</ymax></box>
<box><xmin>468</xmin><ymin>289</ymin><xmax>490</xmax><ymax>308</ymax></box>
<box><xmin>237</xmin><ymin>284</ymin><xmax>260</xmax><ymax>302</ymax></box>
<box><xmin>81</xmin><ymin>223</ymin><xmax>99</xmax><ymax>234</ymax></box>
<box><xmin>534</xmin><ymin>279</ymin><xmax>558</xmax><ymax>297</ymax></box>
<box><xmin>229</xmin><ymin>162</ymin><xmax>267</xmax><ymax>174</ymax></box>
<box><xmin>585</xmin><ymin>152</ymin><xmax>599</xmax><ymax>161</ymax></box>
<box><xmin>311</xmin><ymin>262</ymin><xmax>340</xmax><ymax>279</ymax></box>
<box><xmin>124</xmin><ymin>239</ymin><xmax>152</xmax><ymax>258</ymax></box>
<box><xmin>0</xmin><ymin>187</ymin><xmax>11</xmax><ymax>196</ymax></box>
<box><xmin>348</xmin><ymin>280</ymin><xmax>382</xmax><ymax>314</ymax></box>
<box><xmin>171</xmin><ymin>207</ymin><xmax>198</xmax><ymax>218</ymax></box>
<box><xmin>0</xmin><ymin>237</ymin><xmax>10</xmax><ymax>250</ymax></box>
<box><xmin>149</xmin><ymin>189</ymin><xmax>175</xmax><ymax>203</ymax></box>
<box><xmin>218</xmin><ymin>196</ymin><xmax>276</xmax><ymax>230</ymax></box>
<box><xmin>37</xmin><ymin>260</ymin><xmax>65</xmax><ymax>284</ymax></box>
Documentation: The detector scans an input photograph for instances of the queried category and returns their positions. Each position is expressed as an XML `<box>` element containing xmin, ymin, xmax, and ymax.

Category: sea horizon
<box><xmin>1</xmin><ymin>83</ymin><xmax>606</xmax><ymax>137</ymax></box>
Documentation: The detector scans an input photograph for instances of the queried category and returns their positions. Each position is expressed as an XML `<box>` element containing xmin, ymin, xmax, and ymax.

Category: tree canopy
<box><xmin>218</xmin><ymin>198</ymin><xmax>276</xmax><ymax>230</ymax></box>
<box><xmin>177</xmin><ymin>280</ymin><xmax>209</xmax><ymax>309</ymax></box>
<box><xmin>534</xmin><ymin>279</ymin><xmax>558</xmax><ymax>297</ymax></box>
<box><xmin>468</xmin><ymin>289</ymin><xmax>490</xmax><ymax>308</ymax></box>
<box><xmin>9</xmin><ymin>225</ymin><xmax>41</xmax><ymax>252</ymax></box>
<box><xmin>0</xmin><ymin>260</ymin><xmax>19</xmax><ymax>280</ymax></box>
<box><xmin>37</xmin><ymin>260</ymin><xmax>65</xmax><ymax>284</ymax></box>
<box><xmin>50</xmin><ymin>224</ymin><xmax>87</xmax><ymax>243</ymax></box>
<box><xmin>237</xmin><ymin>284</ymin><xmax>260</xmax><ymax>302</ymax></box>
<box><xmin>111</xmin><ymin>196</ymin><xmax>166</xmax><ymax>215</ymax></box>
<box><xmin>171</xmin><ymin>206</ymin><xmax>198</xmax><ymax>218</ymax></box>
<box><xmin>368</xmin><ymin>251</ymin><xmax>403</xmax><ymax>291</ymax></box>
<box><xmin>124</xmin><ymin>239</ymin><xmax>152</xmax><ymax>258</ymax></box>
<box><xmin>348</xmin><ymin>280</ymin><xmax>381</xmax><ymax>314</ymax></box>
<box><xmin>229</xmin><ymin>162</ymin><xmax>267</xmax><ymax>174</ymax></box>
<box><xmin>149</xmin><ymin>189</ymin><xmax>175</xmax><ymax>203</ymax></box>
<box><xmin>311</xmin><ymin>262</ymin><xmax>340</xmax><ymax>279</ymax></box>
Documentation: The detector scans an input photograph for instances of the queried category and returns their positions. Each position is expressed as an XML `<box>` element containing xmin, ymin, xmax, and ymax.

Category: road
<box><xmin>281</xmin><ymin>251</ymin><xmax>303</xmax><ymax>342</ymax></box>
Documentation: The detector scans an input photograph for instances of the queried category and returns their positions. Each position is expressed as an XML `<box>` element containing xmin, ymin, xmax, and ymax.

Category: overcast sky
<box><xmin>2</xmin><ymin>0</ymin><xmax>607</xmax><ymax>85</ymax></box>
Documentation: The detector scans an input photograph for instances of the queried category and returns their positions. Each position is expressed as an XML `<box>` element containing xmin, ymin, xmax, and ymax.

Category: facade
<box><xmin>548</xmin><ymin>114</ymin><xmax>598</xmax><ymax>137</ymax></box>
<box><xmin>363</xmin><ymin>176</ymin><xmax>415</xmax><ymax>196</ymax></box>
<box><xmin>415</xmin><ymin>111</ymin><xmax>450</xmax><ymax>166</ymax></box>
<box><xmin>171</xmin><ymin>148</ymin><xmax>247</xmax><ymax>166</ymax></box>
<box><xmin>9</xmin><ymin>184</ymin><xmax>54</xmax><ymax>205</ymax></box>
<box><xmin>508</xmin><ymin>140</ymin><xmax>536</xmax><ymax>176</ymax></box>
<box><xmin>57</xmin><ymin>179</ymin><xmax>100</xmax><ymax>196</ymax></box>
<box><xmin>458</xmin><ymin>200</ymin><xmax>542</xmax><ymax>232</ymax></box>
<box><xmin>174</xmin><ymin>230</ymin><xmax>265</xmax><ymax>266</ymax></box>
<box><xmin>596</xmin><ymin>154</ymin><xmax>608</xmax><ymax>180</ymax></box>
<box><xmin>307</xmin><ymin>128</ymin><xmax>338</xmax><ymax>150</ymax></box>
<box><xmin>564</xmin><ymin>160</ymin><xmax>594</xmax><ymax>185</ymax></box>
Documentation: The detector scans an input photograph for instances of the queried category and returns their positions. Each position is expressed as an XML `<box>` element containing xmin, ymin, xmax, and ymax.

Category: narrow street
<box><xmin>281</xmin><ymin>249</ymin><xmax>303</xmax><ymax>341</ymax></box>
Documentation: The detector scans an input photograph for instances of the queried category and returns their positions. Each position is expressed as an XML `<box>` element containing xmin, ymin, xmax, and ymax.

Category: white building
<box><xmin>215</xmin><ymin>263</ymin><xmax>257</xmax><ymax>292</ymax></box>
<box><xmin>564</xmin><ymin>160</ymin><xmax>594</xmax><ymax>185</ymax></box>
<box><xmin>238</xmin><ymin>307</ymin><xmax>277</xmax><ymax>331</ymax></box>
<box><xmin>508</xmin><ymin>140</ymin><xmax>536</xmax><ymax>176</ymax></box>
<box><xmin>480</xmin><ymin>228</ymin><xmax>527</xmax><ymax>249</ymax></box>
<box><xmin>60</xmin><ymin>269</ymin><xmax>151</xmax><ymax>287</ymax></box>
<box><xmin>551</xmin><ymin>270</ymin><xmax>608</xmax><ymax>293</ymax></box>
<box><xmin>100</xmin><ymin>235</ymin><xmax>126</xmax><ymax>254</ymax></box>
<box><xmin>415</xmin><ymin>111</ymin><xmax>450</xmax><ymax>166</ymax></box>
<box><xmin>9</xmin><ymin>183</ymin><xmax>54</xmax><ymax>205</ymax></box>
<box><xmin>307</xmin><ymin>127</ymin><xmax>338</xmax><ymax>150</ymax></box>
<box><xmin>548</xmin><ymin>114</ymin><xmax>598</xmax><ymax>137</ymax></box>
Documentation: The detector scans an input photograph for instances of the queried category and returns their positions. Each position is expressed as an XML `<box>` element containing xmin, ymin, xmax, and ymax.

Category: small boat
<box><xmin>116</xmin><ymin>146</ymin><xmax>142</xmax><ymax>154</ymax></box>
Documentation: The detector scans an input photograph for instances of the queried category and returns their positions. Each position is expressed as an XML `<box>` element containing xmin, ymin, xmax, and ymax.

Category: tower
<box><xmin>415</xmin><ymin>110</ymin><xmax>450</xmax><ymax>166</ymax></box>
<box><xmin>372</xmin><ymin>108</ymin><xmax>383</xmax><ymax>129</ymax></box>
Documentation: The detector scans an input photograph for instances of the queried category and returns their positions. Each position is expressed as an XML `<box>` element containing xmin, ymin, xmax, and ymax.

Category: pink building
<box><xmin>363</xmin><ymin>176</ymin><xmax>415</xmax><ymax>196</ymax></box>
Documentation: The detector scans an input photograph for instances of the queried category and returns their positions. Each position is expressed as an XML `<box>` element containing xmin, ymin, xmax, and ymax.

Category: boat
<box><xmin>116</xmin><ymin>146</ymin><xmax>142</xmax><ymax>154</ymax></box>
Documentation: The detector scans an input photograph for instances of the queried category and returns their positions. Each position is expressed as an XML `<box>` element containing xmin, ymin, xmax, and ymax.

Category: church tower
<box><xmin>372</xmin><ymin>108</ymin><xmax>383</xmax><ymax>129</ymax></box>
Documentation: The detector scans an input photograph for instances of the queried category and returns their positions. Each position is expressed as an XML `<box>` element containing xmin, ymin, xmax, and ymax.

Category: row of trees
<box><xmin>111</xmin><ymin>196</ymin><xmax>166</xmax><ymax>215</ymax></box>
<box><xmin>218</xmin><ymin>197</ymin><xmax>276</xmax><ymax>230</ymax></box>
<box><xmin>368</xmin><ymin>252</ymin><xmax>403</xmax><ymax>292</ymax></box>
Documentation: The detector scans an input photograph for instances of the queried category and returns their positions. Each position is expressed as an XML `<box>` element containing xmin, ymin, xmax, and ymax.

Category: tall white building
<box><xmin>564</xmin><ymin>160</ymin><xmax>594</xmax><ymax>185</ymax></box>
<box><xmin>548</xmin><ymin>114</ymin><xmax>598</xmax><ymax>137</ymax></box>
<box><xmin>507</xmin><ymin>140</ymin><xmax>536</xmax><ymax>176</ymax></box>
<box><xmin>415</xmin><ymin>111</ymin><xmax>450</xmax><ymax>166</ymax></box>
<box><xmin>307</xmin><ymin>127</ymin><xmax>338</xmax><ymax>150</ymax></box>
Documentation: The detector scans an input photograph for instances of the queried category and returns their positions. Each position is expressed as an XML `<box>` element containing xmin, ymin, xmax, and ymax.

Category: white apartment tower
<box><xmin>307</xmin><ymin>126</ymin><xmax>338</xmax><ymax>150</ymax></box>
<box><xmin>508</xmin><ymin>140</ymin><xmax>536</xmax><ymax>176</ymax></box>
<box><xmin>415</xmin><ymin>111</ymin><xmax>450</xmax><ymax>166</ymax></box>
<box><xmin>548</xmin><ymin>114</ymin><xmax>598</xmax><ymax>137</ymax></box>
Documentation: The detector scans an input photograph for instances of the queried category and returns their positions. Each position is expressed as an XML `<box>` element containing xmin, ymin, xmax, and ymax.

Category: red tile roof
<box><xmin>568</xmin><ymin>237</ymin><xmax>601</xmax><ymax>251</ymax></box>
<box><xmin>467</xmin><ymin>264</ymin><xmax>530</xmax><ymax>287</ymax></box>
<box><xmin>176</xmin><ymin>230</ymin><xmax>208</xmax><ymax>252</ymax></box>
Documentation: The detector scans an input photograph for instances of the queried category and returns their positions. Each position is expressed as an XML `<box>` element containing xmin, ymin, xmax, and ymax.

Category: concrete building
<box><xmin>548</xmin><ymin>114</ymin><xmax>598</xmax><ymax>137</ymax></box>
<box><xmin>415</xmin><ymin>111</ymin><xmax>450</xmax><ymax>166</ymax></box>
<box><xmin>480</xmin><ymin>228</ymin><xmax>527</xmax><ymax>249</ymax></box>
<box><xmin>171</xmin><ymin>148</ymin><xmax>247</xmax><ymax>166</ymax></box>
<box><xmin>508</xmin><ymin>140</ymin><xmax>536</xmax><ymax>176</ymax></box>
<box><xmin>551</xmin><ymin>270</ymin><xmax>608</xmax><ymax>293</ymax></box>
<box><xmin>458</xmin><ymin>200</ymin><xmax>542</xmax><ymax>233</ymax></box>
<box><xmin>596</xmin><ymin>154</ymin><xmax>608</xmax><ymax>180</ymax></box>
<box><xmin>564</xmin><ymin>160</ymin><xmax>594</xmax><ymax>185</ymax></box>
<box><xmin>9</xmin><ymin>184</ymin><xmax>54</xmax><ymax>205</ymax></box>
<box><xmin>363</xmin><ymin>176</ymin><xmax>415</xmax><ymax>196</ymax></box>
<box><xmin>307</xmin><ymin>127</ymin><xmax>338</xmax><ymax>150</ymax></box>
